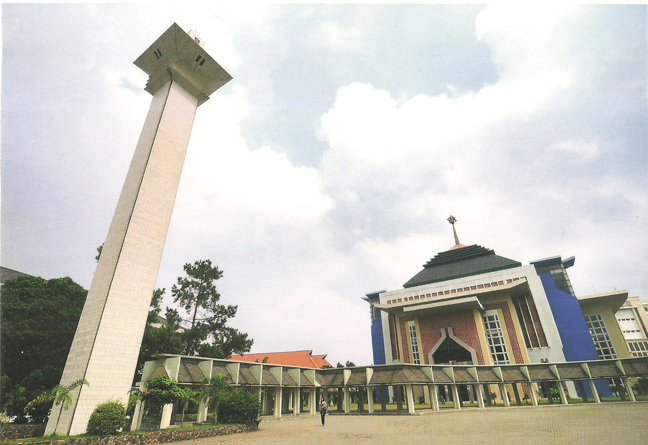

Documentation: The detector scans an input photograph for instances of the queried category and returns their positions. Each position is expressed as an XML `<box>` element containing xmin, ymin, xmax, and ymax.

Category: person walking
<box><xmin>320</xmin><ymin>396</ymin><xmax>328</xmax><ymax>426</ymax></box>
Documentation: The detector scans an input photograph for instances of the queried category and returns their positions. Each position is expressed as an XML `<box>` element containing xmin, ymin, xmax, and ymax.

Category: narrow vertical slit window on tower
<box><xmin>389</xmin><ymin>313</ymin><xmax>400</xmax><ymax>361</ymax></box>
<box><xmin>408</xmin><ymin>321</ymin><xmax>421</xmax><ymax>364</ymax></box>
<box><xmin>154</xmin><ymin>49</ymin><xmax>163</xmax><ymax>59</ymax></box>
<box><xmin>483</xmin><ymin>310</ymin><xmax>510</xmax><ymax>365</ymax></box>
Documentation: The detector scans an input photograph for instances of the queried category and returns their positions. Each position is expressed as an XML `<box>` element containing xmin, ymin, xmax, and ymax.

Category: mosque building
<box><xmin>364</xmin><ymin>216</ymin><xmax>632</xmax><ymax>401</ymax></box>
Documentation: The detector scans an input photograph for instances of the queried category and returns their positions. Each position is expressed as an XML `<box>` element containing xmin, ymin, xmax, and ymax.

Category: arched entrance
<box><xmin>428</xmin><ymin>327</ymin><xmax>478</xmax><ymax>404</ymax></box>
<box><xmin>432</xmin><ymin>337</ymin><xmax>473</xmax><ymax>365</ymax></box>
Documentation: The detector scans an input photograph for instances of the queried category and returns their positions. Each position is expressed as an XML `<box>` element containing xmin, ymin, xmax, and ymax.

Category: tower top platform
<box><xmin>134</xmin><ymin>23</ymin><xmax>232</xmax><ymax>105</ymax></box>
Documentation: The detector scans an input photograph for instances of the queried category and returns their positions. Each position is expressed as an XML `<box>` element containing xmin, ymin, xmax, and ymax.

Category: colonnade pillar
<box><xmin>588</xmin><ymin>380</ymin><xmax>601</xmax><ymax>403</ymax></box>
<box><xmin>451</xmin><ymin>385</ymin><xmax>461</xmax><ymax>410</ymax></box>
<box><xmin>131</xmin><ymin>400</ymin><xmax>145</xmax><ymax>431</ymax></box>
<box><xmin>160</xmin><ymin>403</ymin><xmax>173</xmax><ymax>429</ymax></box>
<box><xmin>310</xmin><ymin>389</ymin><xmax>317</xmax><ymax>414</ymax></box>
<box><xmin>475</xmin><ymin>384</ymin><xmax>485</xmax><ymax>409</ymax></box>
<box><xmin>405</xmin><ymin>384</ymin><xmax>416</xmax><ymax>414</ymax></box>
<box><xmin>274</xmin><ymin>388</ymin><xmax>283</xmax><ymax>418</ymax></box>
<box><xmin>529</xmin><ymin>383</ymin><xmax>539</xmax><ymax>406</ymax></box>
<box><xmin>367</xmin><ymin>387</ymin><xmax>375</xmax><ymax>413</ymax></box>
<box><xmin>197</xmin><ymin>398</ymin><xmax>209</xmax><ymax>422</ymax></box>
<box><xmin>623</xmin><ymin>378</ymin><xmax>636</xmax><ymax>402</ymax></box>
<box><xmin>343</xmin><ymin>387</ymin><xmax>351</xmax><ymax>414</ymax></box>
<box><xmin>557</xmin><ymin>382</ymin><xmax>568</xmax><ymax>405</ymax></box>
<box><xmin>428</xmin><ymin>385</ymin><xmax>440</xmax><ymax>411</ymax></box>
<box><xmin>293</xmin><ymin>388</ymin><xmax>301</xmax><ymax>415</ymax></box>
<box><xmin>498</xmin><ymin>384</ymin><xmax>510</xmax><ymax>407</ymax></box>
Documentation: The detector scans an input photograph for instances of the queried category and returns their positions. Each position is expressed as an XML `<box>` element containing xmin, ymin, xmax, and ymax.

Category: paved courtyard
<box><xmin>178</xmin><ymin>402</ymin><xmax>647</xmax><ymax>445</ymax></box>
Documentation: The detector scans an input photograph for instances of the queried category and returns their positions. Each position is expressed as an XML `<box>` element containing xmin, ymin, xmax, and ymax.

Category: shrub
<box><xmin>217</xmin><ymin>390</ymin><xmax>260</xmax><ymax>425</ymax></box>
<box><xmin>142</xmin><ymin>376</ymin><xmax>182</xmax><ymax>417</ymax></box>
<box><xmin>87</xmin><ymin>400</ymin><xmax>126</xmax><ymax>436</ymax></box>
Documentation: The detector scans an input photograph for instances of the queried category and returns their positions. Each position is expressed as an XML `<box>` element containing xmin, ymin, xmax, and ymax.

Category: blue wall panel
<box><xmin>371</xmin><ymin>317</ymin><xmax>386</xmax><ymax>365</ymax></box>
<box><xmin>540</xmin><ymin>272</ymin><xmax>612</xmax><ymax>398</ymax></box>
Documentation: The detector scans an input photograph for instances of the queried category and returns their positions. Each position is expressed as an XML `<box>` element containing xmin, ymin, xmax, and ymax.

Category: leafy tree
<box><xmin>134</xmin><ymin>289</ymin><xmax>185</xmax><ymax>383</ymax></box>
<box><xmin>95</xmin><ymin>244</ymin><xmax>103</xmax><ymax>262</ymax></box>
<box><xmin>336</xmin><ymin>361</ymin><xmax>356</xmax><ymax>368</ymax></box>
<box><xmin>177</xmin><ymin>387</ymin><xmax>197</xmax><ymax>427</ymax></box>
<box><xmin>206</xmin><ymin>374</ymin><xmax>231</xmax><ymax>424</ymax></box>
<box><xmin>171</xmin><ymin>260</ymin><xmax>252</xmax><ymax>357</ymax></box>
<box><xmin>141</xmin><ymin>376</ymin><xmax>182</xmax><ymax>421</ymax></box>
<box><xmin>1</xmin><ymin>276</ymin><xmax>87</xmax><ymax>421</ymax></box>
<box><xmin>218</xmin><ymin>390</ymin><xmax>260</xmax><ymax>425</ymax></box>
<box><xmin>24</xmin><ymin>379</ymin><xmax>89</xmax><ymax>432</ymax></box>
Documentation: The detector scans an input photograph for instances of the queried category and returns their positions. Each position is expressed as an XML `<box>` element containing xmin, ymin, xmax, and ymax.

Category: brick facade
<box><xmin>408</xmin><ymin>310</ymin><xmax>486</xmax><ymax>365</ymax></box>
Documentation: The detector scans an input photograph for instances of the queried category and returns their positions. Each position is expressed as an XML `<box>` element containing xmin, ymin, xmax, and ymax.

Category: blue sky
<box><xmin>2</xmin><ymin>3</ymin><xmax>646</xmax><ymax>366</ymax></box>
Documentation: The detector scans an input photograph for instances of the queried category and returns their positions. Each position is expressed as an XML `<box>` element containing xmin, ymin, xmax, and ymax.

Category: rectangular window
<box><xmin>584</xmin><ymin>314</ymin><xmax>618</xmax><ymax>359</ymax></box>
<box><xmin>628</xmin><ymin>340</ymin><xmax>648</xmax><ymax>357</ymax></box>
<box><xmin>483</xmin><ymin>310</ymin><xmax>510</xmax><ymax>365</ymax></box>
<box><xmin>408</xmin><ymin>321</ymin><xmax>421</xmax><ymax>365</ymax></box>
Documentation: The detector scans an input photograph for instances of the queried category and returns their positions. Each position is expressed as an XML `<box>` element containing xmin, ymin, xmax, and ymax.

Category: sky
<box><xmin>2</xmin><ymin>3</ymin><xmax>647</xmax><ymax>367</ymax></box>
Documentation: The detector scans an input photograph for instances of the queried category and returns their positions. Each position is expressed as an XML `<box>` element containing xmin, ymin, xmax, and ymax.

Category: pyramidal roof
<box><xmin>403</xmin><ymin>244</ymin><xmax>522</xmax><ymax>288</ymax></box>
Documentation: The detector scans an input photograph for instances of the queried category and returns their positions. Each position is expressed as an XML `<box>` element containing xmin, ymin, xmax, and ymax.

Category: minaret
<box><xmin>46</xmin><ymin>24</ymin><xmax>231</xmax><ymax>435</ymax></box>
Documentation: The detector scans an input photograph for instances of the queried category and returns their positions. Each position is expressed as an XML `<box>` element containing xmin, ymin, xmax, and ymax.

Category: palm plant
<box><xmin>24</xmin><ymin>378</ymin><xmax>89</xmax><ymax>434</ymax></box>
<box><xmin>207</xmin><ymin>374</ymin><xmax>231</xmax><ymax>424</ymax></box>
<box><xmin>177</xmin><ymin>387</ymin><xmax>197</xmax><ymax>427</ymax></box>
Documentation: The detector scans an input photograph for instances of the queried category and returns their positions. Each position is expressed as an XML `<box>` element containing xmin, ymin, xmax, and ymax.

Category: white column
<box><xmin>160</xmin><ymin>403</ymin><xmax>173</xmax><ymax>429</ymax></box>
<box><xmin>197</xmin><ymin>398</ymin><xmax>209</xmax><ymax>422</ymax></box>
<box><xmin>429</xmin><ymin>385</ymin><xmax>440</xmax><ymax>411</ymax></box>
<box><xmin>367</xmin><ymin>387</ymin><xmax>375</xmax><ymax>414</ymax></box>
<box><xmin>499</xmin><ymin>384</ymin><xmax>510</xmax><ymax>407</ymax></box>
<box><xmin>310</xmin><ymin>389</ymin><xmax>317</xmax><ymax>415</ymax></box>
<box><xmin>405</xmin><ymin>384</ymin><xmax>416</xmax><ymax>414</ymax></box>
<box><xmin>589</xmin><ymin>380</ymin><xmax>601</xmax><ymax>403</ymax></box>
<box><xmin>343</xmin><ymin>387</ymin><xmax>351</xmax><ymax>414</ymax></box>
<box><xmin>452</xmin><ymin>385</ymin><xmax>461</xmax><ymax>410</ymax></box>
<box><xmin>130</xmin><ymin>399</ymin><xmax>145</xmax><ymax>431</ymax></box>
<box><xmin>557</xmin><ymin>382</ymin><xmax>568</xmax><ymax>405</ymax></box>
<box><xmin>475</xmin><ymin>385</ymin><xmax>485</xmax><ymax>409</ymax></box>
<box><xmin>623</xmin><ymin>378</ymin><xmax>636</xmax><ymax>402</ymax></box>
<box><xmin>294</xmin><ymin>388</ymin><xmax>301</xmax><ymax>415</ymax></box>
<box><xmin>529</xmin><ymin>383</ymin><xmax>539</xmax><ymax>407</ymax></box>
<box><xmin>274</xmin><ymin>388</ymin><xmax>283</xmax><ymax>418</ymax></box>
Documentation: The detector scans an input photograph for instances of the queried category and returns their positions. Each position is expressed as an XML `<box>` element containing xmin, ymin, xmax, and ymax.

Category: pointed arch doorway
<box><xmin>428</xmin><ymin>327</ymin><xmax>479</xmax><ymax>404</ymax></box>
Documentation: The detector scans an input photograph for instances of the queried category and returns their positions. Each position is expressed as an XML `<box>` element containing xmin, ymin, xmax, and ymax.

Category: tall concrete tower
<box><xmin>46</xmin><ymin>24</ymin><xmax>232</xmax><ymax>435</ymax></box>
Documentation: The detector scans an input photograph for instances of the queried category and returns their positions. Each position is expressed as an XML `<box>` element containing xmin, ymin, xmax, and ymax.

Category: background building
<box><xmin>229</xmin><ymin>350</ymin><xmax>331</xmax><ymax>369</ymax></box>
<box><xmin>616</xmin><ymin>296</ymin><xmax>648</xmax><ymax>357</ymax></box>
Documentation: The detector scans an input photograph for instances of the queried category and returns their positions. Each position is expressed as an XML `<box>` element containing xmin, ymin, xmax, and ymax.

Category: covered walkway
<box><xmin>131</xmin><ymin>354</ymin><xmax>648</xmax><ymax>429</ymax></box>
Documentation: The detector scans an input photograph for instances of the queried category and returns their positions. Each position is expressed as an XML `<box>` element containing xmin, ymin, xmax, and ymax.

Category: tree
<box><xmin>24</xmin><ymin>379</ymin><xmax>89</xmax><ymax>432</ymax></box>
<box><xmin>1</xmin><ymin>276</ymin><xmax>87</xmax><ymax>421</ymax></box>
<box><xmin>141</xmin><ymin>376</ymin><xmax>182</xmax><ymax>424</ymax></box>
<box><xmin>206</xmin><ymin>374</ymin><xmax>231</xmax><ymax>424</ymax></box>
<box><xmin>171</xmin><ymin>260</ymin><xmax>252</xmax><ymax>357</ymax></box>
<box><xmin>134</xmin><ymin>289</ymin><xmax>185</xmax><ymax>383</ymax></box>
<box><xmin>336</xmin><ymin>361</ymin><xmax>356</xmax><ymax>368</ymax></box>
<box><xmin>177</xmin><ymin>388</ymin><xmax>197</xmax><ymax>427</ymax></box>
<box><xmin>95</xmin><ymin>244</ymin><xmax>103</xmax><ymax>262</ymax></box>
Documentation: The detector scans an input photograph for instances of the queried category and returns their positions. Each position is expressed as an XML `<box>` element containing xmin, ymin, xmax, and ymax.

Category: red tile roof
<box><xmin>229</xmin><ymin>350</ymin><xmax>331</xmax><ymax>369</ymax></box>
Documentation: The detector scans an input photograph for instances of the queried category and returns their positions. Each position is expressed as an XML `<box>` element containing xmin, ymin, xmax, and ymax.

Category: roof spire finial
<box><xmin>447</xmin><ymin>215</ymin><xmax>461</xmax><ymax>247</ymax></box>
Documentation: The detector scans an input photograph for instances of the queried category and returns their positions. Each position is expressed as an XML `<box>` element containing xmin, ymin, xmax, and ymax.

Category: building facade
<box><xmin>365</xmin><ymin>218</ymin><xmax>629</xmax><ymax>400</ymax></box>
<box><xmin>616</xmin><ymin>296</ymin><xmax>648</xmax><ymax>357</ymax></box>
